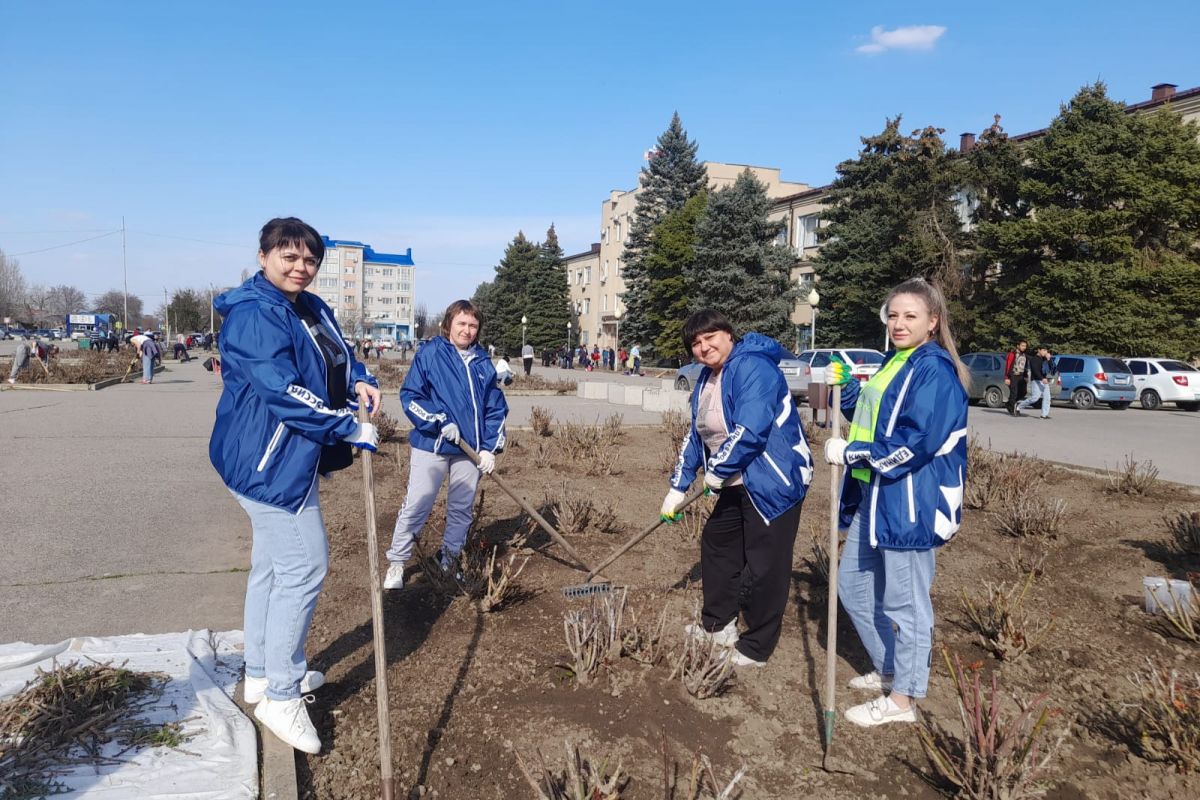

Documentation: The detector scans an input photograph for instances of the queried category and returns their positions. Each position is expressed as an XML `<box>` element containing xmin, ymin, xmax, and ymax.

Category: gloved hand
<box><xmin>824</xmin><ymin>437</ymin><xmax>848</xmax><ymax>465</ymax></box>
<box><xmin>441</xmin><ymin>422</ymin><xmax>460</xmax><ymax>444</ymax></box>
<box><xmin>477</xmin><ymin>451</ymin><xmax>496</xmax><ymax>474</ymax></box>
<box><xmin>660</xmin><ymin>489</ymin><xmax>686</xmax><ymax>523</ymax></box>
<box><xmin>703</xmin><ymin>471</ymin><xmax>724</xmax><ymax>495</ymax></box>
<box><xmin>825</xmin><ymin>355</ymin><xmax>853</xmax><ymax>386</ymax></box>
<box><xmin>345</xmin><ymin>422</ymin><xmax>379</xmax><ymax>452</ymax></box>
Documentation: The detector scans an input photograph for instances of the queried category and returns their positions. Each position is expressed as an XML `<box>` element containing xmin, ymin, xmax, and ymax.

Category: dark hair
<box><xmin>440</xmin><ymin>300</ymin><xmax>483</xmax><ymax>343</ymax></box>
<box><xmin>258</xmin><ymin>217</ymin><xmax>325</xmax><ymax>264</ymax></box>
<box><xmin>682</xmin><ymin>308</ymin><xmax>736</xmax><ymax>350</ymax></box>
<box><xmin>1017</xmin><ymin>339</ymin><xmax>1028</xmax><ymax>346</ymax></box>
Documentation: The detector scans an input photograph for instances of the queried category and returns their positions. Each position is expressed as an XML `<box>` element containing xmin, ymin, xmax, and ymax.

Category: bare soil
<box><xmin>299</xmin><ymin>419</ymin><xmax>1200</xmax><ymax>799</ymax></box>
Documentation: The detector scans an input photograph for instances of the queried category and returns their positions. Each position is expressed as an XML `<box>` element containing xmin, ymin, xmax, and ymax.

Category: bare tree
<box><xmin>0</xmin><ymin>249</ymin><xmax>26</xmax><ymax>321</ymax></box>
<box><xmin>93</xmin><ymin>289</ymin><xmax>142</xmax><ymax>327</ymax></box>
<box><xmin>24</xmin><ymin>284</ymin><xmax>53</xmax><ymax>325</ymax></box>
<box><xmin>46</xmin><ymin>284</ymin><xmax>88</xmax><ymax>318</ymax></box>
<box><xmin>413</xmin><ymin>301</ymin><xmax>430</xmax><ymax>339</ymax></box>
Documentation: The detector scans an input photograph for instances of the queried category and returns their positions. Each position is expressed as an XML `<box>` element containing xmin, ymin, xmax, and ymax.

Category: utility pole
<box><xmin>164</xmin><ymin>287</ymin><xmax>170</xmax><ymax>344</ymax></box>
<box><xmin>122</xmin><ymin>217</ymin><xmax>128</xmax><ymax>329</ymax></box>
<box><xmin>209</xmin><ymin>284</ymin><xmax>215</xmax><ymax>332</ymax></box>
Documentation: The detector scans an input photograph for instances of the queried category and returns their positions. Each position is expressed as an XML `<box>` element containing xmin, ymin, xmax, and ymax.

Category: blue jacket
<box><xmin>671</xmin><ymin>333</ymin><xmax>813</xmax><ymax>523</ymax></box>
<box><xmin>401</xmin><ymin>336</ymin><xmax>508</xmax><ymax>456</ymax></box>
<box><xmin>209</xmin><ymin>273</ymin><xmax>378</xmax><ymax>513</ymax></box>
<box><xmin>836</xmin><ymin>342</ymin><xmax>969</xmax><ymax>550</ymax></box>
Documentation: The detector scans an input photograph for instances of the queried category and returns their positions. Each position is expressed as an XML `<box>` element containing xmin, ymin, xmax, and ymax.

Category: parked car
<box><xmin>1125</xmin><ymin>358</ymin><xmax>1200</xmax><ymax>412</ymax></box>
<box><xmin>674</xmin><ymin>361</ymin><xmax>704</xmax><ymax>392</ymax></box>
<box><xmin>0</xmin><ymin>326</ymin><xmax>11</xmax><ymax>340</ymax></box>
<box><xmin>794</xmin><ymin>348</ymin><xmax>886</xmax><ymax>401</ymax></box>
<box><xmin>963</xmin><ymin>351</ymin><xmax>1011</xmax><ymax>408</ymax></box>
<box><xmin>673</xmin><ymin>352</ymin><xmax>823</xmax><ymax>400</ymax></box>
<box><xmin>375</xmin><ymin>336</ymin><xmax>396</xmax><ymax>351</ymax></box>
<box><xmin>1050</xmin><ymin>354</ymin><xmax>1135</xmax><ymax>410</ymax></box>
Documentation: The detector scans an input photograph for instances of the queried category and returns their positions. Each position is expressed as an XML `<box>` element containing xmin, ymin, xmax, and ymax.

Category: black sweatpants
<box><xmin>1006</xmin><ymin>377</ymin><xmax>1027</xmax><ymax>414</ymax></box>
<box><xmin>700</xmin><ymin>485</ymin><xmax>802</xmax><ymax>662</ymax></box>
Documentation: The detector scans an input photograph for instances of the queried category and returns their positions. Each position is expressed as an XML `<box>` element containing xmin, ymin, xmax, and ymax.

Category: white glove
<box><xmin>660</xmin><ymin>489</ymin><xmax>686</xmax><ymax>522</ymax></box>
<box><xmin>441</xmin><ymin>422</ymin><xmax>460</xmax><ymax>444</ymax></box>
<box><xmin>477</xmin><ymin>451</ymin><xmax>496</xmax><ymax>474</ymax></box>
<box><xmin>345</xmin><ymin>422</ymin><xmax>379</xmax><ymax>452</ymax></box>
<box><xmin>824</xmin><ymin>437</ymin><xmax>848</xmax><ymax>465</ymax></box>
<box><xmin>703</xmin><ymin>471</ymin><xmax>724</xmax><ymax>493</ymax></box>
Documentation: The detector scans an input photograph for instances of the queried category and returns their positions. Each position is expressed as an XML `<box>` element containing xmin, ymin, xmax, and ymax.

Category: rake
<box><xmin>560</xmin><ymin>483</ymin><xmax>707</xmax><ymax>599</ymax></box>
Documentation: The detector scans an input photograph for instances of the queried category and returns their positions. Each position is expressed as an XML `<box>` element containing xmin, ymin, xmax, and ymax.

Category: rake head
<box><xmin>561</xmin><ymin>581</ymin><xmax>620</xmax><ymax>599</ymax></box>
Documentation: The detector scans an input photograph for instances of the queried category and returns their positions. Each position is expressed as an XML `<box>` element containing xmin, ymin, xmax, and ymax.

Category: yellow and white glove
<box><xmin>477</xmin><ymin>451</ymin><xmax>496</xmax><ymax>474</ymax></box>
<box><xmin>660</xmin><ymin>489</ymin><xmax>686</xmax><ymax>523</ymax></box>
<box><xmin>825</xmin><ymin>355</ymin><xmax>852</xmax><ymax>387</ymax></box>
<box><xmin>703</xmin><ymin>471</ymin><xmax>724</xmax><ymax>495</ymax></box>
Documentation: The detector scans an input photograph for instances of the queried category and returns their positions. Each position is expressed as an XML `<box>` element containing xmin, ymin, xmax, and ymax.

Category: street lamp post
<box><xmin>521</xmin><ymin>314</ymin><xmax>527</xmax><ymax>349</ymax></box>
<box><xmin>614</xmin><ymin>307</ymin><xmax>622</xmax><ymax>349</ymax></box>
<box><xmin>566</xmin><ymin>320</ymin><xmax>572</xmax><ymax>352</ymax></box>
<box><xmin>807</xmin><ymin>288</ymin><xmax>820</xmax><ymax>350</ymax></box>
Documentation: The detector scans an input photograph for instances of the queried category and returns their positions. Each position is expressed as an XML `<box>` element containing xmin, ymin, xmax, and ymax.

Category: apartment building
<box><xmin>568</xmin><ymin>162</ymin><xmax>809</xmax><ymax>350</ymax></box>
<box><xmin>309</xmin><ymin>237</ymin><xmax>416</xmax><ymax>342</ymax></box>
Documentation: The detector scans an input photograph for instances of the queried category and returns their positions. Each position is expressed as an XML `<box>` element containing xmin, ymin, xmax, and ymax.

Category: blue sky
<box><xmin>2</xmin><ymin>0</ymin><xmax>1197</xmax><ymax>315</ymax></box>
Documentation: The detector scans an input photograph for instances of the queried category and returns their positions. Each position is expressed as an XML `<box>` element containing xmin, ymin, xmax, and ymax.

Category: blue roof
<box><xmin>321</xmin><ymin>236</ymin><xmax>414</xmax><ymax>266</ymax></box>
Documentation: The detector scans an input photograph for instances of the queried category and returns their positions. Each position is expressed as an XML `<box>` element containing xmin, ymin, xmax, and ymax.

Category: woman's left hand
<box><xmin>355</xmin><ymin>381</ymin><xmax>383</xmax><ymax>417</ymax></box>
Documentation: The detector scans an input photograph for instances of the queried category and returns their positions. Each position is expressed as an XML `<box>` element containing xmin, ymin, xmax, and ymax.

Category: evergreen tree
<box><xmin>621</xmin><ymin>113</ymin><xmax>708</xmax><ymax>351</ymax></box>
<box><xmin>812</xmin><ymin>119</ymin><xmax>965</xmax><ymax>347</ymax></box>
<box><xmin>641</xmin><ymin>193</ymin><xmax>706</xmax><ymax>361</ymax></box>
<box><xmin>482</xmin><ymin>231</ymin><xmax>540</xmax><ymax>355</ymax></box>
<box><xmin>692</xmin><ymin>170</ymin><xmax>797</xmax><ymax>343</ymax></box>
<box><xmin>526</xmin><ymin>224</ymin><xmax>571</xmax><ymax>353</ymax></box>
<box><xmin>972</xmin><ymin>83</ymin><xmax>1200</xmax><ymax>358</ymax></box>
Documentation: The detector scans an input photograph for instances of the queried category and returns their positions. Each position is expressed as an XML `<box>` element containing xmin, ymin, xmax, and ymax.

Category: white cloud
<box><xmin>856</xmin><ymin>25</ymin><xmax>946</xmax><ymax>55</ymax></box>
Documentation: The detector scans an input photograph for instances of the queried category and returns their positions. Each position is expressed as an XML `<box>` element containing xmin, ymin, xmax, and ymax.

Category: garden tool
<box><xmin>121</xmin><ymin>355</ymin><xmax>139</xmax><ymax>383</ymax></box>
<box><xmin>357</xmin><ymin>406</ymin><xmax>395</xmax><ymax>799</ymax></box>
<box><xmin>562</xmin><ymin>483</ymin><xmax>708</xmax><ymax>599</ymax></box>
<box><xmin>456</xmin><ymin>440</ymin><xmax>598</xmax><ymax>578</ymax></box>
<box><xmin>822</xmin><ymin>384</ymin><xmax>845</xmax><ymax>772</ymax></box>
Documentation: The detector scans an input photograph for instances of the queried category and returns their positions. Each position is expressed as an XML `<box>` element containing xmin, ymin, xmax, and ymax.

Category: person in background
<box><xmin>1015</xmin><ymin>346</ymin><xmax>1053</xmax><ymax>419</ymax></box>
<box><xmin>591</xmin><ymin>345</ymin><xmax>601</xmax><ymax>371</ymax></box>
<box><xmin>522</xmin><ymin>341</ymin><xmax>535</xmax><ymax>376</ymax></box>
<box><xmin>631</xmin><ymin>343</ymin><xmax>642</xmax><ymax>375</ymax></box>
<box><xmin>361</xmin><ymin>337</ymin><xmax>373</xmax><ymax>360</ymax></box>
<box><xmin>89</xmin><ymin>327</ymin><xmax>102</xmax><ymax>351</ymax></box>
<box><xmin>601</xmin><ymin>347</ymin><xmax>610</xmax><ymax>370</ymax></box>
<box><xmin>1004</xmin><ymin>339</ymin><xmax>1029</xmax><ymax>417</ymax></box>
<box><xmin>131</xmin><ymin>332</ymin><xmax>159</xmax><ymax>383</ymax></box>
<box><xmin>823</xmin><ymin>277</ymin><xmax>969</xmax><ymax>728</ymax></box>
<box><xmin>384</xmin><ymin>300</ymin><xmax>508</xmax><ymax>591</ymax></box>
<box><xmin>209</xmin><ymin>217</ymin><xmax>381</xmax><ymax>755</ymax></box>
<box><xmin>174</xmin><ymin>332</ymin><xmax>192</xmax><ymax>362</ymax></box>
<box><xmin>7</xmin><ymin>337</ymin><xmax>55</xmax><ymax>384</ymax></box>
<box><xmin>203</xmin><ymin>331</ymin><xmax>214</xmax><ymax>352</ymax></box>
<box><xmin>660</xmin><ymin>309</ymin><xmax>813</xmax><ymax>668</ymax></box>
<box><xmin>495</xmin><ymin>355</ymin><xmax>514</xmax><ymax>386</ymax></box>
<box><xmin>107</xmin><ymin>329</ymin><xmax>119</xmax><ymax>352</ymax></box>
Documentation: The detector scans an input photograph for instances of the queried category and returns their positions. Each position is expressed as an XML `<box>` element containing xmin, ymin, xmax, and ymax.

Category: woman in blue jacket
<box><xmin>822</xmin><ymin>277</ymin><xmax>969</xmax><ymax>727</ymax></box>
<box><xmin>384</xmin><ymin>299</ymin><xmax>508</xmax><ymax>590</ymax></box>
<box><xmin>661</xmin><ymin>309</ymin><xmax>813</xmax><ymax>667</ymax></box>
<box><xmin>210</xmin><ymin>218</ymin><xmax>381</xmax><ymax>755</ymax></box>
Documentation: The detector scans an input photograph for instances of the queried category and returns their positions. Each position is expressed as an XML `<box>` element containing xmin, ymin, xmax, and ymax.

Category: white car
<box><xmin>795</xmin><ymin>348</ymin><xmax>886</xmax><ymax>402</ymax></box>
<box><xmin>1125</xmin><ymin>358</ymin><xmax>1200</xmax><ymax>412</ymax></box>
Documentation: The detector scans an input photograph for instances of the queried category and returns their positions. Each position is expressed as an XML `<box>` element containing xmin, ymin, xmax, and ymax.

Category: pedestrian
<box><xmin>384</xmin><ymin>299</ymin><xmax>508</xmax><ymax>591</ymax></box>
<box><xmin>209</xmin><ymin>217</ymin><xmax>382</xmax><ymax>755</ymax></box>
<box><xmin>495</xmin><ymin>356</ymin><xmax>514</xmax><ymax>386</ymax></box>
<box><xmin>1004</xmin><ymin>339</ymin><xmax>1030</xmax><ymax>416</ymax></box>
<box><xmin>601</xmin><ymin>347</ymin><xmax>610</xmax><ymax>370</ymax></box>
<box><xmin>591</xmin><ymin>345</ymin><xmax>601</xmax><ymax>371</ymax></box>
<box><xmin>89</xmin><ymin>327</ymin><xmax>102</xmax><ymax>351</ymax></box>
<box><xmin>488</xmin><ymin>342</ymin><xmax>496</xmax><ymax>360</ymax></box>
<box><xmin>174</xmin><ymin>332</ymin><xmax>192</xmax><ymax>362</ymax></box>
<box><xmin>107</xmin><ymin>330</ymin><xmax>119</xmax><ymax>352</ymax></box>
<box><xmin>1016</xmin><ymin>346</ymin><xmax>1054</xmax><ymax>419</ymax></box>
<box><xmin>203</xmin><ymin>331</ymin><xmax>214</xmax><ymax>352</ymax></box>
<box><xmin>609</xmin><ymin>346</ymin><xmax>616</xmax><ymax>371</ymax></box>
<box><xmin>822</xmin><ymin>277</ymin><xmax>969</xmax><ymax>727</ymax></box>
<box><xmin>631</xmin><ymin>343</ymin><xmax>642</xmax><ymax>375</ymax></box>
<box><xmin>522</xmin><ymin>341</ymin><xmax>534</xmax><ymax>376</ymax></box>
<box><xmin>130</xmin><ymin>332</ymin><xmax>158</xmax><ymax>383</ymax></box>
<box><xmin>361</xmin><ymin>337</ymin><xmax>373</xmax><ymax>360</ymax></box>
<box><xmin>618</xmin><ymin>347</ymin><xmax>627</xmax><ymax>373</ymax></box>
<box><xmin>660</xmin><ymin>309</ymin><xmax>813</xmax><ymax>667</ymax></box>
<box><xmin>7</xmin><ymin>337</ymin><xmax>47</xmax><ymax>384</ymax></box>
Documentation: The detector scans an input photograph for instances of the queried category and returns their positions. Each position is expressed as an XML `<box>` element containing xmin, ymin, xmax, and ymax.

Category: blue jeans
<box><xmin>142</xmin><ymin>353</ymin><xmax>154</xmax><ymax>382</ymax></box>
<box><xmin>837</xmin><ymin>509</ymin><xmax>937</xmax><ymax>698</ymax></box>
<box><xmin>235</xmin><ymin>480</ymin><xmax>327</xmax><ymax>700</ymax></box>
<box><xmin>1016</xmin><ymin>380</ymin><xmax>1051</xmax><ymax>417</ymax></box>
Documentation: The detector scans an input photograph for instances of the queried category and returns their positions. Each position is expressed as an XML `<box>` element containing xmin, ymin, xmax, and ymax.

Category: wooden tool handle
<box><xmin>584</xmin><ymin>483</ymin><xmax>707</xmax><ymax>583</ymax></box>
<box><xmin>823</xmin><ymin>384</ymin><xmax>843</xmax><ymax>743</ymax></box>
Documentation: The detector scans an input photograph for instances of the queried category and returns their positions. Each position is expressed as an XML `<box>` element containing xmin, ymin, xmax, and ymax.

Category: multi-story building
<box><xmin>567</xmin><ymin>162</ymin><xmax>808</xmax><ymax>350</ymax></box>
<box><xmin>309</xmin><ymin>237</ymin><xmax>416</xmax><ymax>342</ymax></box>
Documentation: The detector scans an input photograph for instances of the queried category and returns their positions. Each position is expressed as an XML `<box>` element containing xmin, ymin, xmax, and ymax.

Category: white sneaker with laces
<box><xmin>383</xmin><ymin>564</ymin><xmax>405</xmax><ymax>590</ymax></box>
<box><xmin>254</xmin><ymin>695</ymin><xmax>321</xmax><ymax>754</ymax></box>
<box><xmin>729</xmin><ymin>649</ymin><xmax>766</xmax><ymax>668</ymax></box>
<box><xmin>684</xmin><ymin>619</ymin><xmax>739</xmax><ymax>648</ymax></box>
<box><xmin>844</xmin><ymin>696</ymin><xmax>917</xmax><ymax>727</ymax></box>
<box><xmin>848</xmin><ymin>671</ymin><xmax>894</xmax><ymax>692</ymax></box>
<box><xmin>244</xmin><ymin>671</ymin><xmax>326</xmax><ymax>705</ymax></box>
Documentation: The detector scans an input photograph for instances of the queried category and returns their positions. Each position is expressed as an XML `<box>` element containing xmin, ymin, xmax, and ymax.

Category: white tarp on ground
<box><xmin>0</xmin><ymin>629</ymin><xmax>256</xmax><ymax>799</ymax></box>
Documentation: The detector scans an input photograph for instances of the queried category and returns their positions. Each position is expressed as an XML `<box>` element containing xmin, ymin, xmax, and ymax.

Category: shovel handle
<box><xmin>823</xmin><ymin>384</ymin><xmax>843</xmax><ymax>744</ymax></box>
<box><xmin>584</xmin><ymin>483</ymin><xmax>707</xmax><ymax>583</ymax></box>
<box><xmin>456</xmin><ymin>439</ymin><xmax>594</xmax><ymax>574</ymax></box>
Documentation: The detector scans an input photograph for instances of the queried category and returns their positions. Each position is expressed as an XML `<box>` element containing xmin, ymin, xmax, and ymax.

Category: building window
<box><xmin>344</xmin><ymin>265</ymin><xmax>355</xmax><ymax>274</ymax></box>
<box><xmin>614</xmin><ymin>220</ymin><xmax>621</xmax><ymax>242</ymax></box>
<box><xmin>344</xmin><ymin>281</ymin><xmax>356</xmax><ymax>289</ymax></box>
<box><xmin>344</xmin><ymin>296</ymin><xmax>356</xmax><ymax>307</ymax></box>
<box><xmin>584</xmin><ymin>298</ymin><xmax>590</xmax><ymax>315</ymax></box>
<box><xmin>381</xmin><ymin>297</ymin><xmax>393</xmax><ymax>305</ymax></box>
<box><xmin>364</xmin><ymin>296</ymin><xmax>373</xmax><ymax>305</ymax></box>
<box><xmin>584</xmin><ymin>267</ymin><xmax>591</xmax><ymax>284</ymax></box>
<box><xmin>382</xmin><ymin>268</ymin><xmax>394</xmax><ymax>276</ymax></box>
<box><xmin>319</xmin><ymin>277</ymin><xmax>337</xmax><ymax>288</ymax></box>
<box><xmin>602</xmin><ymin>293</ymin><xmax>607</xmax><ymax>311</ymax></box>
<box><xmin>400</xmin><ymin>281</ymin><xmax>411</xmax><ymax>291</ymax></box>
<box><xmin>379</xmin><ymin>282</ymin><xmax>392</xmax><ymax>290</ymax></box>
<box><xmin>796</xmin><ymin>214</ymin><xmax>820</xmax><ymax>249</ymax></box>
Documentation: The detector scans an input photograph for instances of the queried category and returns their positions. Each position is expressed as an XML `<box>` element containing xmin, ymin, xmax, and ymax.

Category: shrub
<box><xmin>479</xmin><ymin>547</ymin><xmax>531</xmax><ymax>613</ymax></box>
<box><xmin>669</xmin><ymin>605</ymin><xmax>735</xmax><ymax>699</ymax></box>
<box><xmin>805</xmin><ymin>523</ymin><xmax>842</xmax><ymax>587</ymax></box>
<box><xmin>602</xmin><ymin>412</ymin><xmax>624</xmax><ymax>440</ymax></box>
<box><xmin>660</xmin><ymin>736</ymin><xmax>748</xmax><ymax>800</ymax></box>
<box><xmin>532</xmin><ymin>440</ymin><xmax>555</xmax><ymax>469</ymax></box>
<box><xmin>515</xmin><ymin>742</ymin><xmax>629</xmax><ymax>800</ymax></box>
<box><xmin>961</xmin><ymin>573</ymin><xmax>1054</xmax><ymax>660</ymax></box>
<box><xmin>996</xmin><ymin>496</ymin><xmax>1067</xmax><ymax>540</ymax></box>
<box><xmin>1155</xmin><ymin>584</ymin><xmax>1199</xmax><ymax>644</ymax></box>
<box><xmin>530</xmin><ymin>405</ymin><xmax>554</xmax><ymax>437</ymax></box>
<box><xmin>918</xmin><ymin>648</ymin><xmax>1065</xmax><ymax>799</ymax></box>
<box><xmin>1005</xmin><ymin>540</ymin><xmax>1051</xmax><ymax>581</ymax></box>
<box><xmin>1107</xmin><ymin>454</ymin><xmax>1159</xmax><ymax>495</ymax></box>
<box><xmin>559</xmin><ymin>591</ymin><xmax>626</xmax><ymax>685</ymax></box>
<box><xmin>557</xmin><ymin>421</ymin><xmax>620</xmax><ymax>476</ymax></box>
<box><xmin>621</xmin><ymin>601</ymin><xmax>672</xmax><ymax>667</ymax></box>
<box><xmin>1167</xmin><ymin>511</ymin><xmax>1200</xmax><ymax>557</ymax></box>
<box><xmin>373</xmin><ymin>410</ymin><xmax>401</xmax><ymax>443</ymax></box>
<box><xmin>675</xmin><ymin>493</ymin><xmax>715</xmax><ymax>543</ymax></box>
<box><xmin>1126</xmin><ymin>662</ymin><xmax>1200</xmax><ymax>773</ymax></box>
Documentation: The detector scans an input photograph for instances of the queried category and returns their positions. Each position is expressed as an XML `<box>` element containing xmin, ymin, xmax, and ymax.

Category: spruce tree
<box><xmin>484</xmin><ymin>231</ymin><xmax>541</xmax><ymax>356</ymax></box>
<box><xmin>812</xmin><ymin>119</ymin><xmax>965</xmax><ymax>347</ymax></box>
<box><xmin>692</xmin><ymin>170</ymin><xmax>797</xmax><ymax>343</ymax></box>
<box><xmin>972</xmin><ymin>83</ymin><xmax>1200</xmax><ymax>358</ymax></box>
<box><xmin>621</xmin><ymin>113</ymin><xmax>708</xmax><ymax>351</ymax></box>
<box><xmin>525</xmin><ymin>224</ymin><xmax>571</xmax><ymax>353</ymax></box>
<box><xmin>641</xmin><ymin>193</ymin><xmax>706</xmax><ymax>361</ymax></box>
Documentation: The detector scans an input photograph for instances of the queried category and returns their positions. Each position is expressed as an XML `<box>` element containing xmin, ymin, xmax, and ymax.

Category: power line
<box><xmin>9</xmin><ymin>231</ymin><xmax>120</xmax><ymax>256</ymax></box>
<box><xmin>127</xmin><ymin>230</ymin><xmax>244</xmax><ymax>248</ymax></box>
<box><xmin>0</xmin><ymin>229</ymin><xmax>116</xmax><ymax>235</ymax></box>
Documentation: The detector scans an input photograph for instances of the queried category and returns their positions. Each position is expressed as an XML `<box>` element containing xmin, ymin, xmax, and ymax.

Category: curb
<box><xmin>1</xmin><ymin>365</ymin><xmax>166</xmax><ymax>391</ymax></box>
<box><xmin>234</xmin><ymin>685</ymin><xmax>300</xmax><ymax>800</ymax></box>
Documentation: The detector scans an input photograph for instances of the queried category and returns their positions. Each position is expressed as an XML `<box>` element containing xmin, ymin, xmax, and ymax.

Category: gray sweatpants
<box><xmin>386</xmin><ymin>446</ymin><xmax>481</xmax><ymax>565</ymax></box>
<box><xmin>8</xmin><ymin>343</ymin><xmax>32</xmax><ymax>381</ymax></box>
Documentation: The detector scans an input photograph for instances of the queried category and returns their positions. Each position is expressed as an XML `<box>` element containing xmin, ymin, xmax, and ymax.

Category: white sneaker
<box><xmin>848</xmin><ymin>671</ymin><xmax>894</xmax><ymax>692</ymax></box>
<box><xmin>383</xmin><ymin>564</ymin><xmax>405</xmax><ymax>590</ymax></box>
<box><xmin>844</xmin><ymin>696</ymin><xmax>917</xmax><ymax>727</ymax></box>
<box><xmin>729</xmin><ymin>649</ymin><xmax>766</xmax><ymax>668</ymax></box>
<box><xmin>243</xmin><ymin>671</ymin><xmax>326</xmax><ymax>705</ymax></box>
<box><xmin>684</xmin><ymin>619</ymin><xmax>739</xmax><ymax>648</ymax></box>
<box><xmin>254</xmin><ymin>695</ymin><xmax>321</xmax><ymax>754</ymax></box>
<box><xmin>5</xmin><ymin>378</ymin><xmax>14</xmax><ymax>385</ymax></box>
